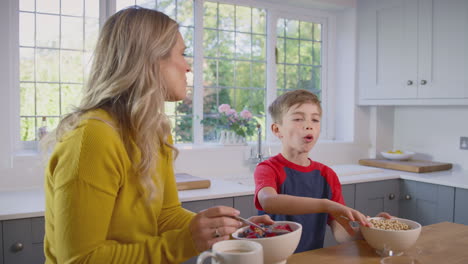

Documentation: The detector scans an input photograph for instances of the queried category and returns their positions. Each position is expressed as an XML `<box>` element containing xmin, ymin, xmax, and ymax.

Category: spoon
<box><xmin>234</xmin><ymin>215</ymin><xmax>269</xmax><ymax>233</ymax></box>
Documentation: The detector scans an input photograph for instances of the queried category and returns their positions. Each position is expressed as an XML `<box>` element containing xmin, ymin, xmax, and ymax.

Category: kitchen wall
<box><xmin>394</xmin><ymin>106</ymin><xmax>468</xmax><ymax>171</ymax></box>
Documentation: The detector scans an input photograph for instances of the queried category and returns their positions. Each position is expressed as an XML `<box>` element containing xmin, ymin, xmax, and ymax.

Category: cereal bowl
<box><xmin>360</xmin><ymin>217</ymin><xmax>421</xmax><ymax>256</ymax></box>
<box><xmin>232</xmin><ymin>221</ymin><xmax>302</xmax><ymax>264</ymax></box>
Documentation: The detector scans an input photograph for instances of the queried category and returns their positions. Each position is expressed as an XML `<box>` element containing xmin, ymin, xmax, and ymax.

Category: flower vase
<box><xmin>219</xmin><ymin>130</ymin><xmax>246</xmax><ymax>145</ymax></box>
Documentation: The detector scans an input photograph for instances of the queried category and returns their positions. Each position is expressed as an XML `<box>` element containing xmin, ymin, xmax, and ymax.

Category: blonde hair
<box><xmin>268</xmin><ymin>89</ymin><xmax>322</xmax><ymax>124</ymax></box>
<box><xmin>42</xmin><ymin>6</ymin><xmax>179</xmax><ymax>200</ymax></box>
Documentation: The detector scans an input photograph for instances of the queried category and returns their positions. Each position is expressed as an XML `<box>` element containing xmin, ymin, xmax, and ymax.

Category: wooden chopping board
<box><xmin>175</xmin><ymin>173</ymin><xmax>211</xmax><ymax>190</ymax></box>
<box><xmin>358</xmin><ymin>159</ymin><xmax>452</xmax><ymax>173</ymax></box>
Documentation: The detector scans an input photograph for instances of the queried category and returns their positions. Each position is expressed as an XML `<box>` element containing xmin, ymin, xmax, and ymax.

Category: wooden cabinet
<box><xmin>399</xmin><ymin>180</ymin><xmax>455</xmax><ymax>225</ymax></box>
<box><xmin>355</xmin><ymin>179</ymin><xmax>399</xmax><ymax>217</ymax></box>
<box><xmin>454</xmin><ymin>188</ymin><xmax>468</xmax><ymax>225</ymax></box>
<box><xmin>357</xmin><ymin>0</ymin><xmax>468</xmax><ymax>105</ymax></box>
<box><xmin>2</xmin><ymin>217</ymin><xmax>44</xmax><ymax>264</ymax></box>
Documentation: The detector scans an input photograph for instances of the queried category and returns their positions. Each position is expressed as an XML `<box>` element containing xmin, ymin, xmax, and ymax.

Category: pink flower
<box><xmin>218</xmin><ymin>104</ymin><xmax>231</xmax><ymax>113</ymax></box>
<box><xmin>240</xmin><ymin>109</ymin><xmax>252</xmax><ymax>119</ymax></box>
<box><xmin>226</xmin><ymin>109</ymin><xmax>238</xmax><ymax>117</ymax></box>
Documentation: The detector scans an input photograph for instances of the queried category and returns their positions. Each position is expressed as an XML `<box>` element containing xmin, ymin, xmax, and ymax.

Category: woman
<box><xmin>43</xmin><ymin>6</ymin><xmax>271</xmax><ymax>264</ymax></box>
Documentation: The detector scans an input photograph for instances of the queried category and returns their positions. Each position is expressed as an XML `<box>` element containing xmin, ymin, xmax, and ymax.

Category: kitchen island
<box><xmin>287</xmin><ymin>222</ymin><xmax>468</xmax><ymax>264</ymax></box>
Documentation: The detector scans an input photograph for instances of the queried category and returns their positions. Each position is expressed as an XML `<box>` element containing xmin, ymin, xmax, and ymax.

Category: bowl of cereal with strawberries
<box><xmin>232</xmin><ymin>221</ymin><xmax>302</xmax><ymax>264</ymax></box>
<box><xmin>360</xmin><ymin>217</ymin><xmax>421</xmax><ymax>256</ymax></box>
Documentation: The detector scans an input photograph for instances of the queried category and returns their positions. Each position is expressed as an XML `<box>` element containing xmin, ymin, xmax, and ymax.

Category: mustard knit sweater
<box><xmin>44</xmin><ymin>109</ymin><xmax>198</xmax><ymax>264</ymax></box>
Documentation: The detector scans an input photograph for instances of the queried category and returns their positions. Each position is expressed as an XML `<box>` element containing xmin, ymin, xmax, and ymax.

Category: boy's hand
<box><xmin>247</xmin><ymin>215</ymin><xmax>275</xmax><ymax>226</ymax></box>
<box><xmin>327</xmin><ymin>201</ymin><xmax>370</xmax><ymax>236</ymax></box>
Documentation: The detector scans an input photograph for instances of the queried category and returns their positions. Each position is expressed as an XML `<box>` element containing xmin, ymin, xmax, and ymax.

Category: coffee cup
<box><xmin>196</xmin><ymin>240</ymin><xmax>263</xmax><ymax>264</ymax></box>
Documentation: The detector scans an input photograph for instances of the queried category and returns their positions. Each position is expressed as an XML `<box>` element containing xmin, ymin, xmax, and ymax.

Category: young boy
<box><xmin>254</xmin><ymin>89</ymin><xmax>376</xmax><ymax>253</ymax></box>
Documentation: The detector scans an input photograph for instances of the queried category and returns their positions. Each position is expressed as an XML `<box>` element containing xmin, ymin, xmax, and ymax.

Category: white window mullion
<box><xmin>192</xmin><ymin>0</ymin><xmax>204</xmax><ymax>145</ymax></box>
<box><xmin>265</xmin><ymin>10</ymin><xmax>277</xmax><ymax>143</ymax></box>
<box><xmin>101</xmin><ymin>0</ymin><xmax>115</xmax><ymax>28</ymax></box>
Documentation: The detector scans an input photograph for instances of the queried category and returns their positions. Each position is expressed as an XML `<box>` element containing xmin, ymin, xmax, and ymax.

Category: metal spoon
<box><xmin>234</xmin><ymin>215</ymin><xmax>269</xmax><ymax>233</ymax></box>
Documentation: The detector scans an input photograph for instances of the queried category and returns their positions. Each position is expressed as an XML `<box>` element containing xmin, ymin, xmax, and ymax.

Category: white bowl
<box><xmin>360</xmin><ymin>217</ymin><xmax>421</xmax><ymax>256</ymax></box>
<box><xmin>232</xmin><ymin>221</ymin><xmax>302</xmax><ymax>264</ymax></box>
<box><xmin>381</xmin><ymin>151</ymin><xmax>415</xmax><ymax>160</ymax></box>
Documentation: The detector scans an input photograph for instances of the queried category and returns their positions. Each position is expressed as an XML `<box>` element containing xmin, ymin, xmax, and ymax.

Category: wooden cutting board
<box><xmin>358</xmin><ymin>159</ymin><xmax>452</xmax><ymax>173</ymax></box>
<box><xmin>175</xmin><ymin>173</ymin><xmax>211</xmax><ymax>190</ymax></box>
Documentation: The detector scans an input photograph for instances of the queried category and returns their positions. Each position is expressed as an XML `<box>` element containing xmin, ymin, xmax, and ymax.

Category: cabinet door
<box><xmin>400</xmin><ymin>180</ymin><xmax>454</xmax><ymax>225</ymax></box>
<box><xmin>418</xmin><ymin>0</ymin><xmax>468</xmax><ymax>99</ymax></box>
<box><xmin>2</xmin><ymin>217</ymin><xmax>45</xmax><ymax>264</ymax></box>
<box><xmin>355</xmin><ymin>180</ymin><xmax>399</xmax><ymax>217</ymax></box>
<box><xmin>454</xmin><ymin>188</ymin><xmax>468</xmax><ymax>225</ymax></box>
<box><xmin>358</xmin><ymin>0</ymin><xmax>418</xmax><ymax>99</ymax></box>
<box><xmin>233</xmin><ymin>195</ymin><xmax>256</xmax><ymax>218</ymax></box>
<box><xmin>323</xmin><ymin>184</ymin><xmax>356</xmax><ymax>248</ymax></box>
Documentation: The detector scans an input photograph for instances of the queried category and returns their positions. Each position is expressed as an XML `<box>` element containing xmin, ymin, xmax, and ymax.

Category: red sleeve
<box><xmin>254</xmin><ymin>163</ymin><xmax>279</xmax><ymax>211</ymax></box>
<box><xmin>322</xmin><ymin>166</ymin><xmax>345</xmax><ymax>223</ymax></box>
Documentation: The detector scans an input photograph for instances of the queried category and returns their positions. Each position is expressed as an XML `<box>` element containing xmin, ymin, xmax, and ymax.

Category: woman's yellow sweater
<box><xmin>44</xmin><ymin>109</ymin><xmax>198</xmax><ymax>263</ymax></box>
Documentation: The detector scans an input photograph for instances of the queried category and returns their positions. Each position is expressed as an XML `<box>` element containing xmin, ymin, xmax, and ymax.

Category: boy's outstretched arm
<box><xmin>330</xmin><ymin>211</ymin><xmax>393</xmax><ymax>243</ymax></box>
<box><xmin>258</xmin><ymin>187</ymin><xmax>369</xmax><ymax>228</ymax></box>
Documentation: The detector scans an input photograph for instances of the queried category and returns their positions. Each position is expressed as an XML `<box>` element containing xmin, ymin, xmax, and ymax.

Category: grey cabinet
<box><xmin>323</xmin><ymin>184</ymin><xmax>356</xmax><ymax>248</ymax></box>
<box><xmin>233</xmin><ymin>195</ymin><xmax>256</xmax><ymax>218</ymax></box>
<box><xmin>0</xmin><ymin>221</ymin><xmax>3</xmax><ymax>264</ymax></box>
<box><xmin>182</xmin><ymin>197</ymin><xmax>233</xmax><ymax>213</ymax></box>
<box><xmin>2</xmin><ymin>217</ymin><xmax>45</xmax><ymax>264</ymax></box>
<box><xmin>400</xmin><ymin>180</ymin><xmax>454</xmax><ymax>225</ymax></box>
<box><xmin>355</xmin><ymin>180</ymin><xmax>399</xmax><ymax>217</ymax></box>
<box><xmin>454</xmin><ymin>188</ymin><xmax>468</xmax><ymax>225</ymax></box>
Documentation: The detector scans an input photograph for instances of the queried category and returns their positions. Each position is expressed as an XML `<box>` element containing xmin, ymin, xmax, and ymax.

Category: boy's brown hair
<box><xmin>268</xmin><ymin>89</ymin><xmax>322</xmax><ymax>124</ymax></box>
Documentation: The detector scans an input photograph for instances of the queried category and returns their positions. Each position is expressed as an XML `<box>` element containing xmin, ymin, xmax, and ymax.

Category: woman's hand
<box><xmin>189</xmin><ymin>206</ymin><xmax>242</xmax><ymax>252</ymax></box>
<box><xmin>326</xmin><ymin>200</ymin><xmax>370</xmax><ymax>236</ymax></box>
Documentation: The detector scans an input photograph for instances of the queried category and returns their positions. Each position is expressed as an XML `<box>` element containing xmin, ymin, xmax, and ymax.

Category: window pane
<box><xmin>276</xmin><ymin>64</ymin><xmax>285</xmax><ymax>89</ymax></box>
<box><xmin>85</xmin><ymin>18</ymin><xmax>99</xmax><ymax>51</ymax></box>
<box><xmin>36</xmin><ymin>83</ymin><xmax>60</xmax><ymax>116</ymax></box>
<box><xmin>61</xmin><ymin>50</ymin><xmax>83</xmax><ymax>83</ymax></box>
<box><xmin>218</xmin><ymin>4</ymin><xmax>234</xmax><ymax>31</ymax></box>
<box><xmin>20</xmin><ymin>83</ymin><xmax>35</xmax><ymax>116</ymax></box>
<box><xmin>20</xmin><ymin>0</ymin><xmax>35</xmax><ymax>12</ymax></box>
<box><xmin>235</xmin><ymin>61</ymin><xmax>250</xmax><ymax>87</ymax></box>
<box><xmin>251</xmin><ymin>62</ymin><xmax>265</xmax><ymax>88</ymax></box>
<box><xmin>277</xmin><ymin>18</ymin><xmax>285</xmax><ymax>37</ymax></box>
<box><xmin>313</xmin><ymin>24</ymin><xmax>322</xmax><ymax>41</ymax></box>
<box><xmin>203</xmin><ymin>29</ymin><xmax>218</xmax><ymax>57</ymax></box>
<box><xmin>137</xmin><ymin>0</ymin><xmax>156</xmax><ymax>9</ymax></box>
<box><xmin>21</xmin><ymin>117</ymin><xmax>36</xmax><ymax>141</ymax></box>
<box><xmin>177</xmin><ymin>0</ymin><xmax>193</xmax><ymax>26</ymax></box>
<box><xmin>158</xmin><ymin>0</ymin><xmax>176</xmax><ymax>19</ymax></box>
<box><xmin>61</xmin><ymin>16</ymin><xmax>84</xmax><ymax>50</ymax></box>
<box><xmin>203</xmin><ymin>59</ymin><xmax>217</xmax><ymax>87</ymax></box>
<box><xmin>218</xmin><ymin>31</ymin><xmax>234</xmax><ymax>59</ymax></box>
<box><xmin>20</xmin><ymin>12</ymin><xmax>35</xmax><ymax>47</ymax></box>
<box><xmin>236</xmin><ymin>6</ymin><xmax>250</xmax><ymax>32</ymax></box>
<box><xmin>276</xmin><ymin>37</ymin><xmax>285</xmax><ymax>63</ymax></box>
<box><xmin>313</xmin><ymin>42</ymin><xmax>322</xmax><ymax>65</ymax></box>
<box><xmin>204</xmin><ymin>2</ymin><xmax>217</xmax><ymax>28</ymax></box>
<box><xmin>218</xmin><ymin>60</ymin><xmax>234</xmax><ymax>87</ymax></box>
<box><xmin>116</xmin><ymin>0</ymin><xmax>135</xmax><ymax>11</ymax></box>
<box><xmin>36</xmin><ymin>14</ymin><xmax>60</xmax><ymax>48</ymax></box>
<box><xmin>285</xmin><ymin>65</ymin><xmax>298</xmax><ymax>89</ymax></box>
<box><xmin>85</xmin><ymin>0</ymin><xmax>99</xmax><ymax>18</ymax></box>
<box><xmin>252</xmin><ymin>8</ymin><xmax>265</xmax><ymax>34</ymax></box>
<box><xmin>180</xmin><ymin>26</ymin><xmax>193</xmax><ymax>56</ymax></box>
<box><xmin>299</xmin><ymin>65</ymin><xmax>313</xmax><ymax>90</ymax></box>
<box><xmin>61</xmin><ymin>0</ymin><xmax>83</xmax><ymax>16</ymax></box>
<box><xmin>300</xmin><ymin>40</ymin><xmax>313</xmax><ymax>65</ymax></box>
<box><xmin>235</xmin><ymin>33</ymin><xmax>251</xmax><ymax>60</ymax></box>
<box><xmin>252</xmin><ymin>35</ymin><xmax>265</xmax><ymax>61</ymax></box>
<box><xmin>285</xmin><ymin>19</ymin><xmax>299</xmax><ymax>38</ymax></box>
<box><xmin>203</xmin><ymin>88</ymin><xmax>218</xmax><ymax>114</ymax></box>
<box><xmin>37</xmin><ymin>0</ymin><xmax>59</xmax><ymax>14</ymax></box>
<box><xmin>36</xmin><ymin>48</ymin><xmax>60</xmax><ymax>82</ymax></box>
<box><xmin>174</xmin><ymin>116</ymin><xmax>193</xmax><ymax>143</ymax></box>
<box><xmin>300</xmin><ymin>21</ymin><xmax>313</xmax><ymax>40</ymax></box>
<box><xmin>285</xmin><ymin>39</ymin><xmax>299</xmax><ymax>64</ymax></box>
<box><xmin>61</xmin><ymin>84</ymin><xmax>82</xmax><ymax>113</ymax></box>
<box><xmin>20</xmin><ymin>48</ymin><xmax>35</xmax><ymax>81</ymax></box>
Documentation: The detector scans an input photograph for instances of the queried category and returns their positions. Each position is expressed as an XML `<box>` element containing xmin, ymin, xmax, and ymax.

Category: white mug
<box><xmin>196</xmin><ymin>240</ymin><xmax>263</xmax><ymax>264</ymax></box>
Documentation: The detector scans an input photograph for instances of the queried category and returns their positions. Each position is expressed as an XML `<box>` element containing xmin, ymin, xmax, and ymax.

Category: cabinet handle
<box><xmin>11</xmin><ymin>242</ymin><xmax>24</xmax><ymax>253</ymax></box>
<box><xmin>420</xmin><ymin>80</ymin><xmax>427</xmax><ymax>85</ymax></box>
<box><xmin>407</xmin><ymin>80</ymin><xmax>413</xmax><ymax>85</ymax></box>
<box><xmin>405</xmin><ymin>194</ymin><xmax>412</xmax><ymax>200</ymax></box>
<box><xmin>388</xmin><ymin>193</ymin><xmax>395</xmax><ymax>200</ymax></box>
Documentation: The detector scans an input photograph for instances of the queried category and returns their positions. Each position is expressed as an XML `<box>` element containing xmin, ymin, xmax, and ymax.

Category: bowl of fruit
<box><xmin>381</xmin><ymin>150</ymin><xmax>415</xmax><ymax>160</ymax></box>
<box><xmin>231</xmin><ymin>221</ymin><xmax>302</xmax><ymax>264</ymax></box>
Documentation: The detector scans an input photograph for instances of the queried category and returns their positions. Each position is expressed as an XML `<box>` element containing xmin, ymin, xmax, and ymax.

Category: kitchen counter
<box><xmin>1</xmin><ymin>165</ymin><xmax>467</xmax><ymax>221</ymax></box>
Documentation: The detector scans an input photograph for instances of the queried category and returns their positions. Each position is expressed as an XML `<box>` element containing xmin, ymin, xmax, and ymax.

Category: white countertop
<box><xmin>1</xmin><ymin>165</ymin><xmax>467</xmax><ymax>221</ymax></box>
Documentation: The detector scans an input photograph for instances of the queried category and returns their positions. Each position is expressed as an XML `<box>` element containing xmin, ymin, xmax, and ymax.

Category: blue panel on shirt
<box><xmin>259</xmin><ymin>168</ymin><xmax>332</xmax><ymax>253</ymax></box>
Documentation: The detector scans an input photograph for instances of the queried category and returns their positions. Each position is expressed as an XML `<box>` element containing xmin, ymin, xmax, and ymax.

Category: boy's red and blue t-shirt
<box><xmin>254</xmin><ymin>153</ymin><xmax>345</xmax><ymax>253</ymax></box>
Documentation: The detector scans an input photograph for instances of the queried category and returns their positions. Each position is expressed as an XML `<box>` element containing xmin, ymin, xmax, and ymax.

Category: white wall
<box><xmin>394</xmin><ymin>106</ymin><xmax>468</xmax><ymax>171</ymax></box>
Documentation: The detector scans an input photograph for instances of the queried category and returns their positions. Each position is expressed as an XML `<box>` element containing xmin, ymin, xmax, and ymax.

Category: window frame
<box><xmin>3</xmin><ymin>0</ymin><xmax>337</xmax><ymax>167</ymax></box>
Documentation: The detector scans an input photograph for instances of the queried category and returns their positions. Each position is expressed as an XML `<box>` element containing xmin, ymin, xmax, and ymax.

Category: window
<box><xmin>276</xmin><ymin>18</ymin><xmax>322</xmax><ymax>97</ymax></box>
<box><xmin>17</xmin><ymin>0</ymin><xmax>330</xmax><ymax>146</ymax></box>
<box><xmin>19</xmin><ymin>0</ymin><xmax>99</xmax><ymax>142</ymax></box>
<box><xmin>202</xmin><ymin>2</ymin><xmax>266</xmax><ymax>142</ymax></box>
